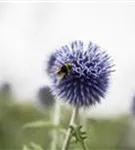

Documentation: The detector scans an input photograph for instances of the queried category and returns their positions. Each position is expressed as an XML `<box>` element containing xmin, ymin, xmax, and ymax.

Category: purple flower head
<box><xmin>46</xmin><ymin>41</ymin><xmax>114</xmax><ymax>107</ymax></box>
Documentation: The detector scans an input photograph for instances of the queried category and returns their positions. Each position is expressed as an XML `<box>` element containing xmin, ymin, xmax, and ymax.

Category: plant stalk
<box><xmin>51</xmin><ymin>101</ymin><xmax>61</xmax><ymax>150</ymax></box>
<box><xmin>62</xmin><ymin>107</ymin><xmax>79</xmax><ymax>150</ymax></box>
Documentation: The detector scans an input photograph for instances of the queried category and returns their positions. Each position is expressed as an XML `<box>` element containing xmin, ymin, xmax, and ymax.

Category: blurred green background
<box><xmin>0</xmin><ymin>83</ymin><xmax>134</xmax><ymax>150</ymax></box>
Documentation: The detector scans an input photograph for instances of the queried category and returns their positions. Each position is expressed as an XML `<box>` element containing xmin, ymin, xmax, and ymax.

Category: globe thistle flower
<box><xmin>47</xmin><ymin>41</ymin><xmax>114</xmax><ymax>107</ymax></box>
<box><xmin>37</xmin><ymin>86</ymin><xmax>54</xmax><ymax>108</ymax></box>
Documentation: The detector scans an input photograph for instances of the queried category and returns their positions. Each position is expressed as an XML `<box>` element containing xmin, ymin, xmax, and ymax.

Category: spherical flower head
<box><xmin>37</xmin><ymin>86</ymin><xmax>54</xmax><ymax>108</ymax></box>
<box><xmin>47</xmin><ymin>41</ymin><xmax>114</xmax><ymax>107</ymax></box>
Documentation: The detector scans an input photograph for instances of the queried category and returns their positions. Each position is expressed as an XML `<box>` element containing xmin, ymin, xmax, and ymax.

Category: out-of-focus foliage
<box><xmin>131</xmin><ymin>95</ymin><xmax>135</xmax><ymax>115</ymax></box>
<box><xmin>0</xmin><ymin>83</ymin><xmax>133</xmax><ymax>150</ymax></box>
<box><xmin>23</xmin><ymin>143</ymin><xmax>44</xmax><ymax>150</ymax></box>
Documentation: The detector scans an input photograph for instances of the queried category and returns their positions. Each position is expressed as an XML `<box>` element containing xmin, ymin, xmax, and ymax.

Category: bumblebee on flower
<box><xmin>47</xmin><ymin>40</ymin><xmax>114</xmax><ymax>107</ymax></box>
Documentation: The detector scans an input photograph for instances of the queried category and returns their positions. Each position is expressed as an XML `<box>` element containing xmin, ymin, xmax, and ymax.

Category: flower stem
<box><xmin>51</xmin><ymin>101</ymin><xmax>61</xmax><ymax>150</ymax></box>
<box><xmin>62</xmin><ymin>107</ymin><xmax>79</xmax><ymax>150</ymax></box>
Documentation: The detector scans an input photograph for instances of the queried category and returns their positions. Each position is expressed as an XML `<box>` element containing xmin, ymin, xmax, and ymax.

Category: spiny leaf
<box><xmin>78</xmin><ymin>125</ymin><xmax>83</xmax><ymax>130</ymax></box>
<box><xmin>80</xmin><ymin>131</ymin><xmax>86</xmax><ymax>135</ymax></box>
<box><xmin>81</xmin><ymin>136</ymin><xmax>87</xmax><ymax>140</ymax></box>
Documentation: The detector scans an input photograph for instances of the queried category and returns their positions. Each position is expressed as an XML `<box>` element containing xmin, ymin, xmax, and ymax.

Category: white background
<box><xmin>0</xmin><ymin>2</ymin><xmax>135</xmax><ymax>116</ymax></box>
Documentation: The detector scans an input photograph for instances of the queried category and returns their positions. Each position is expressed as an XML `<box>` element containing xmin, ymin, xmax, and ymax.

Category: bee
<box><xmin>56</xmin><ymin>62</ymin><xmax>72</xmax><ymax>85</ymax></box>
<box><xmin>57</xmin><ymin>62</ymin><xmax>72</xmax><ymax>75</ymax></box>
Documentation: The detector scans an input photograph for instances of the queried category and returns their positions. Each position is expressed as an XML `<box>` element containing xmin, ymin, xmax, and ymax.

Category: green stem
<box><xmin>61</xmin><ymin>107</ymin><xmax>79</xmax><ymax>150</ymax></box>
<box><xmin>51</xmin><ymin>102</ymin><xmax>60</xmax><ymax>150</ymax></box>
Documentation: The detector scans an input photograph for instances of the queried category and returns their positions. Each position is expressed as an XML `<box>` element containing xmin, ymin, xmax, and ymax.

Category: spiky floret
<box><xmin>47</xmin><ymin>41</ymin><xmax>114</xmax><ymax>107</ymax></box>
